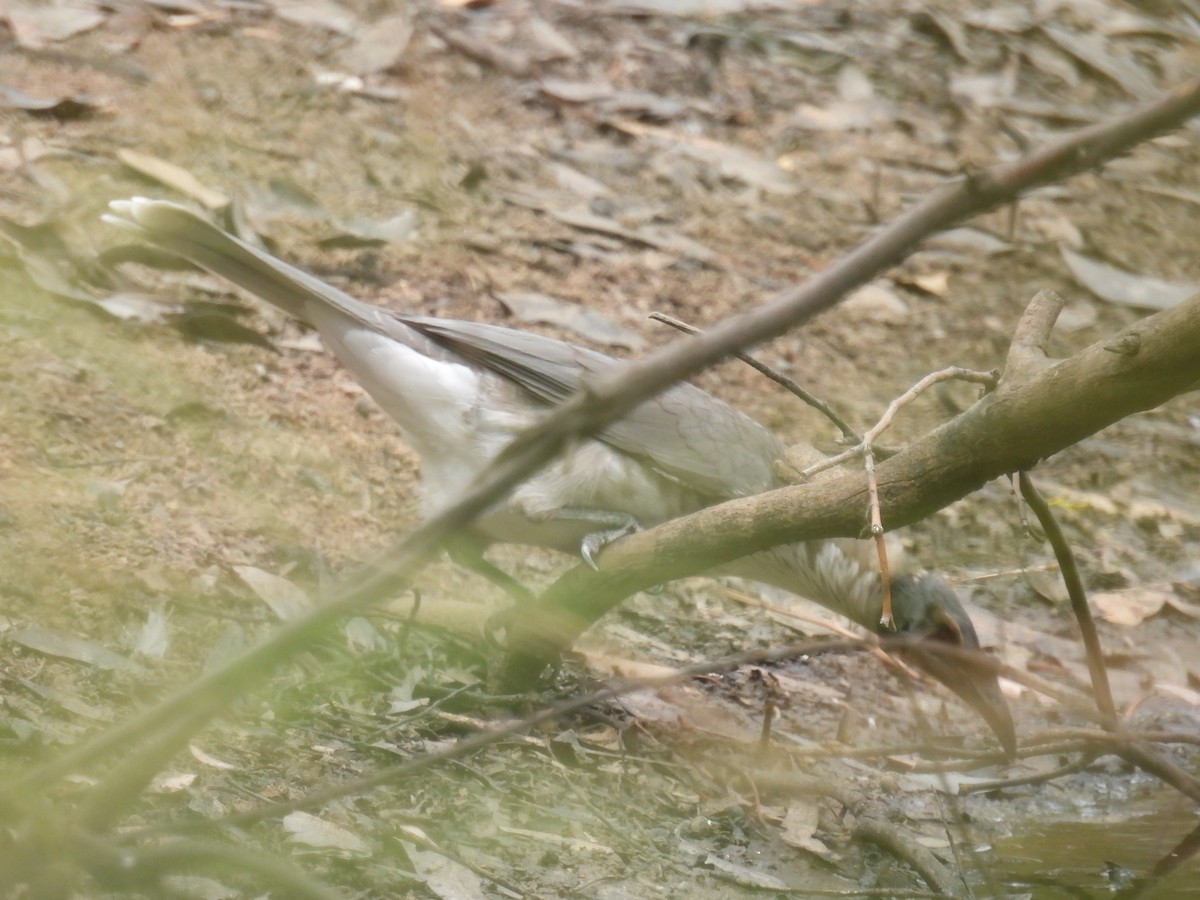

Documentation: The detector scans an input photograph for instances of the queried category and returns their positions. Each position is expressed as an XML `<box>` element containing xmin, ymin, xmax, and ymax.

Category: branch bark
<box><xmin>500</xmin><ymin>290</ymin><xmax>1200</xmax><ymax>685</ymax></box>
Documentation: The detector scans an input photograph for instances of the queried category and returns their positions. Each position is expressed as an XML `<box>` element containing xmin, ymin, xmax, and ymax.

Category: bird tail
<box><xmin>106</xmin><ymin>198</ymin><xmax>492</xmax><ymax>487</ymax></box>
<box><xmin>103</xmin><ymin>198</ymin><xmax>373</xmax><ymax>326</ymax></box>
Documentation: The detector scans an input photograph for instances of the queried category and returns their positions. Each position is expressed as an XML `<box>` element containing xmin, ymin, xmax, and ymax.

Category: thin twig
<box><xmin>649</xmin><ymin>311</ymin><xmax>861</xmax><ymax>443</ymax></box>
<box><xmin>798</xmin><ymin>367</ymin><xmax>998</xmax><ymax>481</ymax></box>
<box><xmin>856</xmin><ymin>816</ymin><xmax>967</xmax><ymax>897</ymax></box>
<box><xmin>793</xmin><ymin>365</ymin><xmax>996</xmax><ymax>628</ymax></box>
<box><xmin>863</xmin><ymin>445</ymin><xmax>893</xmax><ymax>627</ymax></box>
<box><xmin>957</xmin><ymin>752</ymin><xmax>1099</xmax><ymax>795</ymax></box>
<box><xmin>1018</xmin><ymin>472</ymin><xmax>1200</xmax><ymax>804</ymax></box>
<box><xmin>1017</xmin><ymin>471</ymin><xmax>1116</xmax><ymax>725</ymax></box>
<box><xmin>1113</xmin><ymin>819</ymin><xmax>1200</xmax><ymax>900</ymax></box>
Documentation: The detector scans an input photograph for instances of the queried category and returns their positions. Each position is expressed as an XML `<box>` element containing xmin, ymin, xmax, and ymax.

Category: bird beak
<box><xmin>886</xmin><ymin>576</ymin><xmax>1017</xmax><ymax>756</ymax></box>
<box><xmin>905</xmin><ymin>642</ymin><xmax>1016</xmax><ymax>758</ymax></box>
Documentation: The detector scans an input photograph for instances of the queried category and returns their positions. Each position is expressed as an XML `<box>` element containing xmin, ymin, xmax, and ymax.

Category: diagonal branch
<box><xmin>500</xmin><ymin>289</ymin><xmax>1200</xmax><ymax>684</ymax></box>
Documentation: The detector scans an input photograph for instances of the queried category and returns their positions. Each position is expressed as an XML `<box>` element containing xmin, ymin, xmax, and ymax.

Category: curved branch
<box><xmin>501</xmin><ymin>290</ymin><xmax>1200</xmax><ymax>684</ymax></box>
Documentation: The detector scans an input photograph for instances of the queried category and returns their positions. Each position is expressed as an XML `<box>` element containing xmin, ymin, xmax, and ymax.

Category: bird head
<box><xmin>887</xmin><ymin>574</ymin><xmax>1016</xmax><ymax>757</ymax></box>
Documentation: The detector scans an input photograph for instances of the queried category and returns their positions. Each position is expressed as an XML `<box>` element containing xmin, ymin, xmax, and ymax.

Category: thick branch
<box><xmin>501</xmin><ymin>291</ymin><xmax>1200</xmax><ymax>684</ymax></box>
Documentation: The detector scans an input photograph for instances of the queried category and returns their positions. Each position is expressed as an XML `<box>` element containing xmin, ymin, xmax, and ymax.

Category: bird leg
<box><xmin>446</xmin><ymin>536</ymin><xmax>537</xmax><ymax>606</ymax></box>
<box><xmin>446</xmin><ymin>537</ymin><xmax>540</xmax><ymax>649</ymax></box>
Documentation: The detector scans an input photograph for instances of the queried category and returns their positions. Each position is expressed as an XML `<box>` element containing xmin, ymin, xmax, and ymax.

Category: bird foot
<box><xmin>580</xmin><ymin>519</ymin><xmax>641</xmax><ymax>570</ymax></box>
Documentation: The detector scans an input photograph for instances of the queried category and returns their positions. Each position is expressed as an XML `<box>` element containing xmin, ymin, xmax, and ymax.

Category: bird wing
<box><xmin>403</xmin><ymin>317</ymin><xmax>785</xmax><ymax>499</ymax></box>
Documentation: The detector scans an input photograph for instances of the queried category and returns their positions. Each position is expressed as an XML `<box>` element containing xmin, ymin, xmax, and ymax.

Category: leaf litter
<box><xmin>1</xmin><ymin>0</ymin><xmax>1199</xmax><ymax>896</ymax></box>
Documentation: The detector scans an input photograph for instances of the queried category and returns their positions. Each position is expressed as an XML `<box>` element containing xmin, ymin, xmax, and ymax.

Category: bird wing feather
<box><xmin>402</xmin><ymin>317</ymin><xmax>785</xmax><ymax>499</ymax></box>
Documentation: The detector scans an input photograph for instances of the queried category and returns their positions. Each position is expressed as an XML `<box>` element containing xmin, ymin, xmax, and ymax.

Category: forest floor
<box><xmin>2</xmin><ymin>0</ymin><xmax>1199</xmax><ymax>896</ymax></box>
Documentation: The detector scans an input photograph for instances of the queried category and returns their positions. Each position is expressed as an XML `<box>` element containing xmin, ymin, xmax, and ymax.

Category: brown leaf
<box><xmin>551</xmin><ymin>206</ymin><xmax>719</xmax><ymax>266</ymax></box>
<box><xmin>791</xmin><ymin>64</ymin><xmax>896</xmax><ymax>130</ymax></box>
<box><xmin>538</xmin><ymin>78</ymin><xmax>614</xmax><ymax>104</ymax></box>
<box><xmin>526</xmin><ymin>15</ymin><xmax>579</xmax><ymax>62</ymax></box>
<box><xmin>1092</xmin><ymin>587</ymin><xmax>1173</xmax><ymax>626</ymax></box>
<box><xmin>1157</xmin><ymin>683</ymin><xmax>1200</xmax><ymax>707</ymax></box>
<box><xmin>1040</xmin><ymin>25</ymin><xmax>1157</xmax><ymax>100</ymax></box>
<box><xmin>233</xmin><ymin>566</ymin><xmax>313</xmax><ymax>621</ymax></box>
<box><xmin>617</xmin><ymin>119</ymin><xmax>799</xmax><ymax>195</ymax></box>
<box><xmin>779</xmin><ymin>801</ymin><xmax>832</xmax><ymax>859</ymax></box>
<box><xmin>284</xmin><ymin>812</ymin><xmax>371</xmax><ymax>857</ymax></box>
<box><xmin>1165</xmin><ymin>594</ymin><xmax>1200</xmax><ymax>620</ymax></box>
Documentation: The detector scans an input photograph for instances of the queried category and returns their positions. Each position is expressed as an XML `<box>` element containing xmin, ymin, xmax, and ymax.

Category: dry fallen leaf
<box><xmin>284</xmin><ymin>811</ymin><xmax>371</xmax><ymax>857</ymax></box>
<box><xmin>1091</xmin><ymin>587</ymin><xmax>1174</xmax><ymax>626</ymax></box>
<box><xmin>0</xmin><ymin>85</ymin><xmax>99</xmax><ymax>118</ymax></box>
<box><xmin>1062</xmin><ymin>246</ymin><xmax>1198</xmax><ymax>311</ymax></box>
<box><xmin>268</xmin><ymin>0</ymin><xmax>359</xmax><ymax>35</ymax></box>
<box><xmin>3</xmin><ymin>0</ymin><xmax>105</xmax><ymax>48</ymax></box>
<box><xmin>8</xmin><ymin>626</ymin><xmax>144</xmax><ymax>672</ymax></box>
<box><xmin>1166</xmin><ymin>594</ymin><xmax>1200</xmax><ymax>620</ymax></box>
<box><xmin>189</xmin><ymin>744</ymin><xmax>238</xmax><ymax>771</ymax></box>
<box><xmin>699</xmin><ymin>848</ymin><xmax>788</xmax><ymax>890</ymax></box>
<box><xmin>527</xmin><ymin>14</ymin><xmax>579</xmax><ymax>62</ymax></box>
<box><xmin>340</xmin><ymin>10</ymin><xmax>412</xmax><ymax>74</ymax></box>
<box><xmin>617</xmin><ymin>119</ymin><xmax>799</xmax><ymax>195</ymax></box>
<box><xmin>495</xmin><ymin>290</ymin><xmax>645</xmax><ymax>349</ymax></box>
<box><xmin>1156</xmin><ymin>683</ymin><xmax>1200</xmax><ymax>707</ymax></box>
<box><xmin>551</xmin><ymin>206</ymin><xmax>719</xmax><ymax>266</ymax></box>
<box><xmin>233</xmin><ymin>565</ymin><xmax>313</xmax><ymax>621</ymax></box>
<box><xmin>791</xmin><ymin>63</ymin><xmax>896</xmax><ymax>130</ymax></box>
<box><xmin>117</xmin><ymin>149</ymin><xmax>228</xmax><ymax>209</ymax></box>
<box><xmin>405</xmin><ymin>841</ymin><xmax>488</xmax><ymax>900</ymax></box>
<box><xmin>133</xmin><ymin>605</ymin><xmax>170</xmax><ymax>659</ymax></box>
<box><xmin>151</xmin><ymin>772</ymin><xmax>197</xmax><ymax>793</ymax></box>
<box><xmin>779</xmin><ymin>801</ymin><xmax>833</xmax><ymax>859</ymax></box>
<box><xmin>317</xmin><ymin>209</ymin><xmax>420</xmax><ymax>248</ymax></box>
<box><xmin>1040</xmin><ymin>24</ymin><xmax>1157</xmax><ymax>100</ymax></box>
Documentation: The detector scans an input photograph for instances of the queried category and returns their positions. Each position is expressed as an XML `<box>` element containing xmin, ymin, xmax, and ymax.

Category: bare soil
<box><xmin>1</xmin><ymin>1</ymin><xmax>1199</xmax><ymax>897</ymax></box>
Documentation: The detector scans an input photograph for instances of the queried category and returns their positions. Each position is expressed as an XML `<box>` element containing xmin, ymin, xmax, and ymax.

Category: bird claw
<box><xmin>580</xmin><ymin>520</ymin><xmax>641</xmax><ymax>570</ymax></box>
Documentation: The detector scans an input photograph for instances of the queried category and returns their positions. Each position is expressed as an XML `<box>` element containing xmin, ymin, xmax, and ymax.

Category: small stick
<box><xmin>1015</xmin><ymin>476</ymin><xmax>1200</xmax><ymax>803</ymax></box>
<box><xmin>957</xmin><ymin>752</ymin><xmax>1099</xmax><ymax>795</ymax></box>
<box><xmin>864</xmin><ymin>445</ymin><xmax>894</xmax><ymax>627</ymax></box>
<box><xmin>796</xmin><ymin>365</ymin><xmax>996</xmax><ymax>628</ymax></box>
<box><xmin>1017</xmin><ymin>471</ymin><xmax>1116</xmax><ymax>726</ymax></box>
<box><xmin>649</xmin><ymin>311</ymin><xmax>861</xmax><ymax>443</ymax></box>
<box><xmin>799</xmin><ymin>366</ymin><xmax>998</xmax><ymax>481</ymax></box>
<box><xmin>719</xmin><ymin>584</ymin><xmax>921</xmax><ymax>678</ymax></box>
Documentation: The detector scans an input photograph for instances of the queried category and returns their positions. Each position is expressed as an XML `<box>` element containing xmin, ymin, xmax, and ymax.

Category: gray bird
<box><xmin>105</xmin><ymin>198</ymin><xmax>1015</xmax><ymax>755</ymax></box>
